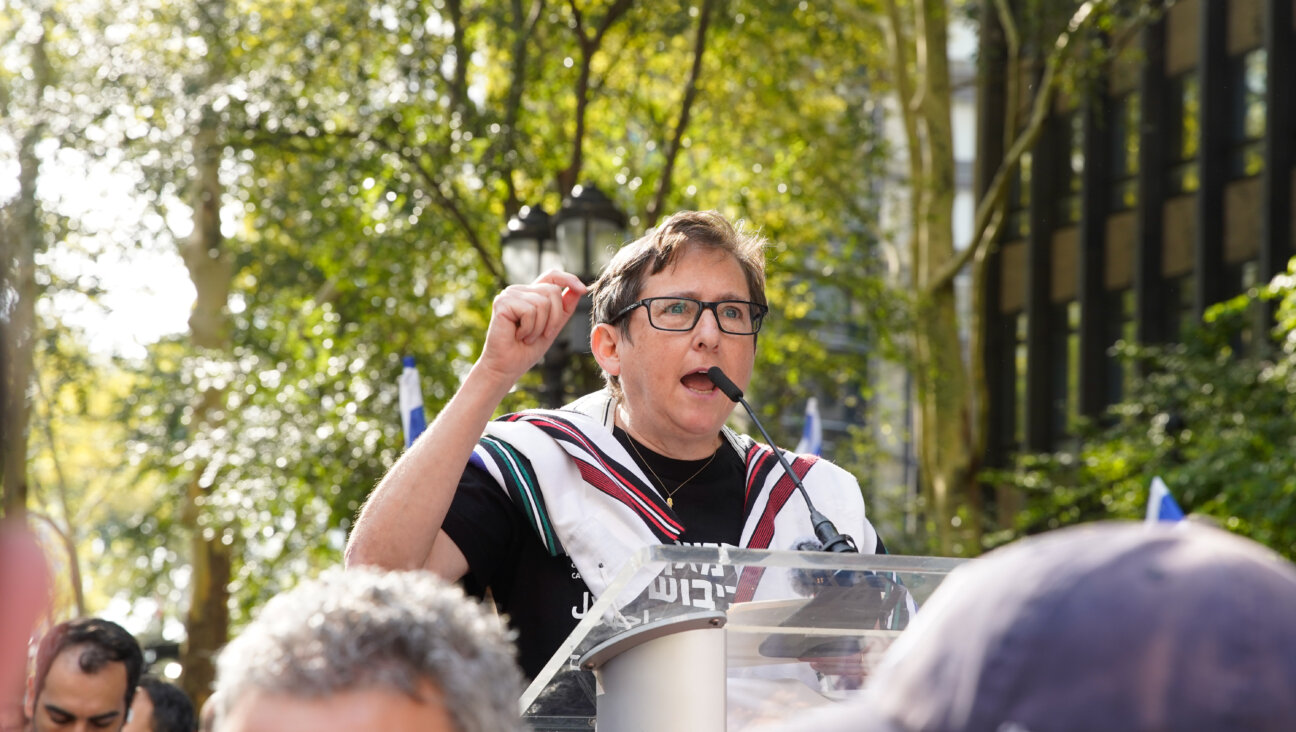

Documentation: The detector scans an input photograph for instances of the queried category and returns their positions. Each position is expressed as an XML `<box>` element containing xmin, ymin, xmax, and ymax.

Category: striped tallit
<box><xmin>469</xmin><ymin>390</ymin><xmax>878</xmax><ymax>603</ymax></box>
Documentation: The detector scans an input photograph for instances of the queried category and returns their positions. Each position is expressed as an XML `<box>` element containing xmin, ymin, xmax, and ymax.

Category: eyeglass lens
<box><xmin>646</xmin><ymin>298</ymin><xmax>762</xmax><ymax>334</ymax></box>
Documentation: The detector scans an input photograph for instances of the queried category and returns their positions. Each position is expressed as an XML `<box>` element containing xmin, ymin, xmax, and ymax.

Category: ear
<box><xmin>590</xmin><ymin>323</ymin><xmax>624</xmax><ymax>378</ymax></box>
<box><xmin>24</xmin><ymin>674</ymin><xmax>34</xmax><ymax>719</ymax></box>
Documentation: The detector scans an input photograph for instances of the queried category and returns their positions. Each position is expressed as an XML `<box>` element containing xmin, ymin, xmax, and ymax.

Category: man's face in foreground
<box><xmin>26</xmin><ymin>645</ymin><xmax>129</xmax><ymax>732</ymax></box>
<box><xmin>217</xmin><ymin>682</ymin><xmax>457</xmax><ymax>732</ymax></box>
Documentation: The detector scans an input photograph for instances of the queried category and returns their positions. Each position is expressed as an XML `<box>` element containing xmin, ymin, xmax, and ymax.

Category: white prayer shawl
<box><xmin>472</xmin><ymin>390</ymin><xmax>879</xmax><ymax>606</ymax></box>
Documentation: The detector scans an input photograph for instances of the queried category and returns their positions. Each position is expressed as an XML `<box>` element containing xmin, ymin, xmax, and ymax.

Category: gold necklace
<box><xmin>625</xmin><ymin>435</ymin><xmax>718</xmax><ymax>508</ymax></box>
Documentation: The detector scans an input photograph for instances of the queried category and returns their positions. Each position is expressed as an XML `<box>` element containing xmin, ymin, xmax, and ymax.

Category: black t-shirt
<box><xmin>441</xmin><ymin>427</ymin><xmax>745</xmax><ymax>679</ymax></box>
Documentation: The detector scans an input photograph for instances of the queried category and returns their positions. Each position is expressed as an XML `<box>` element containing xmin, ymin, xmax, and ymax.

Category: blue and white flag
<box><xmin>399</xmin><ymin>355</ymin><xmax>427</xmax><ymax>447</ymax></box>
<box><xmin>1145</xmin><ymin>476</ymin><xmax>1185</xmax><ymax>523</ymax></box>
<box><xmin>794</xmin><ymin>397</ymin><xmax>822</xmax><ymax>456</ymax></box>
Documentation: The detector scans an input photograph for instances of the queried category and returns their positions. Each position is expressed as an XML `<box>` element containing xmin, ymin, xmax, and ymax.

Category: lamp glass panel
<box><xmin>563</xmin><ymin>298</ymin><xmax>593</xmax><ymax>354</ymax></box>
<box><xmin>540</xmin><ymin>246</ymin><xmax>563</xmax><ymax>274</ymax></box>
<box><xmin>503</xmin><ymin>235</ymin><xmax>541</xmax><ymax>284</ymax></box>
<box><xmin>555</xmin><ymin>218</ymin><xmax>588</xmax><ymax>276</ymax></box>
<box><xmin>588</xmin><ymin>219</ymin><xmax>624</xmax><ymax>275</ymax></box>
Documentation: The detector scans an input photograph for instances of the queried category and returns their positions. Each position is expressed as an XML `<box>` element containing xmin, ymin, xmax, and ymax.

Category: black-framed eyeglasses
<box><xmin>611</xmin><ymin>297</ymin><xmax>770</xmax><ymax>335</ymax></box>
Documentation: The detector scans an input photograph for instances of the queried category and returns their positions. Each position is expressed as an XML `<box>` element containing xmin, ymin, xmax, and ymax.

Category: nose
<box><xmin>692</xmin><ymin>306</ymin><xmax>722</xmax><ymax>348</ymax></box>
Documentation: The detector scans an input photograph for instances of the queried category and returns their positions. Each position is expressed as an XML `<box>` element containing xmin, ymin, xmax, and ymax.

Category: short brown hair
<box><xmin>588</xmin><ymin>210</ymin><xmax>767</xmax><ymax>397</ymax></box>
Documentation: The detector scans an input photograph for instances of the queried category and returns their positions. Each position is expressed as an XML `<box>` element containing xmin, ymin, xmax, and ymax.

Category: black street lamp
<box><xmin>500</xmin><ymin>184</ymin><xmax>628</xmax><ymax>406</ymax></box>
<box><xmin>553</xmin><ymin>183</ymin><xmax>630</xmax><ymax>284</ymax></box>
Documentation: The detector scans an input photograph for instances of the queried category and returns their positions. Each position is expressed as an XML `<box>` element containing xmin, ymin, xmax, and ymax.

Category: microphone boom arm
<box><xmin>707</xmin><ymin>367</ymin><xmax>857</xmax><ymax>553</ymax></box>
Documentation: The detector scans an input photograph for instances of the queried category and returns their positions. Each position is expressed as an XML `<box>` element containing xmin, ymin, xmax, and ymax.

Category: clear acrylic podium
<box><xmin>520</xmin><ymin>544</ymin><xmax>965</xmax><ymax>731</ymax></box>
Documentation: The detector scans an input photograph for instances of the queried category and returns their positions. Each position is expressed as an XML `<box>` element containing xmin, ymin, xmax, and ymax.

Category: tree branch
<box><xmin>234</xmin><ymin>121</ymin><xmax>507</xmax><ymax>288</ymax></box>
<box><xmin>883</xmin><ymin>0</ymin><xmax>931</xmax><ymax>289</ymax></box>
<box><xmin>645</xmin><ymin>0</ymin><xmax>716</xmax><ymax>226</ymax></box>
<box><xmin>494</xmin><ymin>0</ymin><xmax>546</xmax><ymax>216</ymax></box>
<box><xmin>559</xmin><ymin>0</ymin><xmax>634</xmax><ymax>194</ymax></box>
<box><xmin>591</xmin><ymin>0</ymin><xmax>634</xmax><ymax>48</ymax></box>
<box><xmin>29</xmin><ymin>375</ymin><xmax>85</xmax><ymax>616</ymax></box>
<box><xmin>566</xmin><ymin>0</ymin><xmax>586</xmax><ymax>40</ymax></box>
<box><xmin>447</xmin><ymin>0</ymin><xmax>470</xmax><ymax>119</ymax></box>
<box><xmin>367</xmin><ymin>133</ymin><xmax>506</xmax><ymax>287</ymax></box>
<box><xmin>925</xmin><ymin>0</ymin><xmax>1133</xmax><ymax>294</ymax></box>
<box><xmin>27</xmin><ymin>510</ymin><xmax>84</xmax><ymax>617</ymax></box>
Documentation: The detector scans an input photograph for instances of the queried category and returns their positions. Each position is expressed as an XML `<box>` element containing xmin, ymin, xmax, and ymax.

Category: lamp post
<box><xmin>501</xmin><ymin>184</ymin><xmax>628</xmax><ymax>407</ymax></box>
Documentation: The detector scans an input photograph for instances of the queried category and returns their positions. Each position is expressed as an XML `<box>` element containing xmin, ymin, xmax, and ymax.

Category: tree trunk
<box><xmin>177</xmin><ymin>109</ymin><xmax>234</xmax><ymax>708</ymax></box>
<box><xmin>1</xmin><ymin>22</ymin><xmax>51</xmax><ymax>518</ymax></box>
<box><xmin>178</xmin><ymin>0</ymin><xmax>233</xmax><ymax>707</ymax></box>
<box><xmin>1</xmin><ymin>129</ymin><xmax>39</xmax><ymax>518</ymax></box>
<box><xmin>913</xmin><ymin>295</ymin><xmax>975</xmax><ymax>554</ymax></box>
<box><xmin>182</xmin><ymin>497</ymin><xmax>230</xmax><ymax>709</ymax></box>
<box><xmin>909</xmin><ymin>0</ymin><xmax>979</xmax><ymax>554</ymax></box>
<box><xmin>888</xmin><ymin>0</ymin><xmax>1166</xmax><ymax>554</ymax></box>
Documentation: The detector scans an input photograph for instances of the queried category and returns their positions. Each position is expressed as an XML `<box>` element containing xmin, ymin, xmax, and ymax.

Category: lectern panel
<box><xmin>521</xmin><ymin>545</ymin><xmax>964</xmax><ymax>730</ymax></box>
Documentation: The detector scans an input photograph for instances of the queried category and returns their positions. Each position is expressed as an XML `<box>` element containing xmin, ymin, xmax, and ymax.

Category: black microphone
<box><xmin>707</xmin><ymin>367</ymin><xmax>857</xmax><ymax>553</ymax></box>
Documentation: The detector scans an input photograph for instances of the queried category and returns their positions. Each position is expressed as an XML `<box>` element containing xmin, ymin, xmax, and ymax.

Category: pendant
<box><xmin>667</xmin><ymin>496</ymin><xmax>673</xmax><ymax>508</ymax></box>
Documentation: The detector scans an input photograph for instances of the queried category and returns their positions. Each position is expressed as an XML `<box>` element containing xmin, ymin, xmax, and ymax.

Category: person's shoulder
<box><xmin>801</xmin><ymin>454</ymin><xmax>859</xmax><ymax>486</ymax></box>
<box><xmin>561</xmin><ymin>389</ymin><xmax>616</xmax><ymax>424</ymax></box>
<box><xmin>723</xmin><ymin>426</ymin><xmax>756</xmax><ymax>455</ymax></box>
<box><xmin>729</xmin><ymin>434</ymin><xmax>858</xmax><ymax>485</ymax></box>
<box><xmin>491</xmin><ymin>390</ymin><xmax>615</xmax><ymax>435</ymax></box>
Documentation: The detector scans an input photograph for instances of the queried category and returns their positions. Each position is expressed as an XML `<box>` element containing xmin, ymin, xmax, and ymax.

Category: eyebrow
<box><xmin>661</xmin><ymin>291</ymin><xmax>752</xmax><ymax>302</ymax></box>
<box><xmin>43</xmin><ymin>703</ymin><xmax>122</xmax><ymax>723</ymax></box>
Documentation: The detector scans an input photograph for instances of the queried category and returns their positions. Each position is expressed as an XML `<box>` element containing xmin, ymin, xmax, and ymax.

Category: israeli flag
<box><xmin>794</xmin><ymin>397</ymin><xmax>822</xmax><ymax>456</ymax></box>
<box><xmin>399</xmin><ymin>355</ymin><xmax>427</xmax><ymax>447</ymax></box>
<box><xmin>1145</xmin><ymin>476</ymin><xmax>1185</xmax><ymax>523</ymax></box>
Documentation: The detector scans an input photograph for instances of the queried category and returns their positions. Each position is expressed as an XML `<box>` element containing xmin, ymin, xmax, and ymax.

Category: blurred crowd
<box><xmin>0</xmin><ymin>519</ymin><xmax>524</xmax><ymax>732</ymax></box>
<box><xmin>5</xmin><ymin>516</ymin><xmax>1296</xmax><ymax>731</ymax></box>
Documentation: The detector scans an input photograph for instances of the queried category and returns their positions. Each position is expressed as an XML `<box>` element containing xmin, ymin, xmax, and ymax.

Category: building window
<box><xmin>1013</xmin><ymin>313</ymin><xmax>1028</xmax><ymax>448</ymax></box>
<box><xmin>1049</xmin><ymin>301</ymin><xmax>1080</xmax><ymax>441</ymax></box>
<box><xmin>1056</xmin><ymin>112</ymin><xmax>1083</xmax><ymax>225</ymax></box>
<box><xmin>1167</xmin><ymin>72</ymin><xmax>1200</xmax><ymax>195</ymax></box>
<box><xmin>1225</xmin><ymin>260</ymin><xmax>1265</xmax><ymax>355</ymax></box>
<box><xmin>1104</xmin><ymin>289</ymin><xmax>1136</xmax><ymax>407</ymax></box>
<box><xmin>1108</xmin><ymin>93</ymin><xmax>1140</xmax><ymax>211</ymax></box>
<box><xmin>1164</xmin><ymin>273</ymin><xmax>1197</xmax><ymax>339</ymax></box>
<box><xmin>1006</xmin><ymin>151</ymin><xmax>1031</xmax><ymax>240</ymax></box>
<box><xmin>1228</xmin><ymin>48</ymin><xmax>1266</xmax><ymax>179</ymax></box>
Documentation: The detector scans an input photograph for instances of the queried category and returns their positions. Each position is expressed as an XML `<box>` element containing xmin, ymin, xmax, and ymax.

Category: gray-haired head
<box><xmin>208</xmin><ymin>568</ymin><xmax>526</xmax><ymax>732</ymax></box>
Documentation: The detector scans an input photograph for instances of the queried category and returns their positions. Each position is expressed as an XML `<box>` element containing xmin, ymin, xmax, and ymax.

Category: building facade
<box><xmin>981</xmin><ymin>0</ymin><xmax>1295</xmax><ymax>465</ymax></box>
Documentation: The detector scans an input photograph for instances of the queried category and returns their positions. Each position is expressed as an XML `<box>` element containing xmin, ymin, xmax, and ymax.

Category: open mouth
<box><xmin>680</xmin><ymin>370</ymin><xmax>716</xmax><ymax>393</ymax></box>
